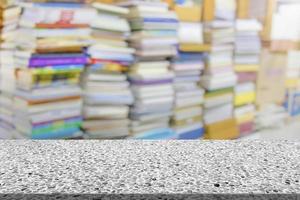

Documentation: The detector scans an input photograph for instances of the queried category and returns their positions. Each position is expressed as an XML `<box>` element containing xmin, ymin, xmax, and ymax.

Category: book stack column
<box><xmin>81</xmin><ymin>2</ymin><xmax>135</xmax><ymax>139</ymax></box>
<box><xmin>234</xmin><ymin>19</ymin><xmax>262</xmax><ymax>137</ymax></box>
<box><xmin>0</xmin><ymin>0</ymin><xmax>21</xmax><ymax>139</ymax></box>
<box><xmin>201</xmin><ymin>0</ymin><xmax>239</xmax><ymax>140</ymax></box>
<box><xmin>283</xmin><ymin>51</ymin><xmax>300</xmax><ymax>120</ymax></box>
<box><xmin>13</xmin><ymin>0</ymin><xmax>96</xmax><ymax>139</ymax></box>
<box><xmin>171</xmin><ymin>0</ymin><xmax>205</xmax><ymax>140</ymax></box>
<box><xmin>117</xmin><ymin>0</ymin><xmax>179</xmax><ymax>139</ymax></box>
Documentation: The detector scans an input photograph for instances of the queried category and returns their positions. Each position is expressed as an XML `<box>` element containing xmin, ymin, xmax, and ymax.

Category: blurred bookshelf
<box><xmin>0</xmin><ymin>0</ymin><xmax>299</xmax><ymax>140</ymax></box>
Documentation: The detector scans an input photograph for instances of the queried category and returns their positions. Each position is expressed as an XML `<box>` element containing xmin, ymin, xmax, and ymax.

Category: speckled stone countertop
<box><xmin>0</xmin><ymin>140</ymin><xmax>299</xmax><ymax>194</ymax></box>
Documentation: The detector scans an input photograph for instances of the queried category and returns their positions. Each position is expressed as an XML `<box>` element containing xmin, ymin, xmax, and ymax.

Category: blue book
<box><xmin>178</xmin><ymin>52</ymin><xmax>204</xmax><ymax>61</ymax></box>
<box><xmin>31</xmin><ymin>2</ymin><xmax>86</xmax><ymax>8</ymax></box>
<box><xmin>177</xmin><ymin>127</ymin><xmax>204</xmax><ymax>140</ymax></box>
<box><xmin>285</xmin><ymin>90</ymin><xmax>300</xmax><ymax>117</ymax></box>
<box><xmin>130</xmin><ymin>128</ymin><xmax>176</xmax><ymax>140</ymax></box>
<box><xmin>31</xmin><ymin>127</ymin><xmax>80</xmax><ymax>139</ymax></box>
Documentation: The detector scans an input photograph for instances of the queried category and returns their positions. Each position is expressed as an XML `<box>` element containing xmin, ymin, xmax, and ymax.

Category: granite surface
<box><xmin>0</xmin><ymin>140</ymin><xmax>299</xmax><ymax>194</ymax></box>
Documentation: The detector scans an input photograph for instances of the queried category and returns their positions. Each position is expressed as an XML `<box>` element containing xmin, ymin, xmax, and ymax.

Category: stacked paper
<box><xmin>117</xmin><ymin>0</ymin><xmax>178</xmax><ymax>139</ymax></box>
<box><xmin>234</xmin><ymin>19</ymin><xmax>262</xmax><ymax>73</ymax></box>
<box><xmin>201</xmin><ymin>0</ymin><xmax>238</xmax><ymax>139</ymax></box>
<box><xmin>255</xmin><ymin>104</ymin><xmax>288</xmax><ymax>130</ymax></box>
<box><xmin>171</xmin><ymin>0</ymin><xmax>205</xmax><ymax>140</ymax></box>
<box><xmin>81</xmin><ymin>2</ymin><xmax>135</xmax><ymax>139</ymax></box>
<box><xmin>234</xmin><ymin>19</ymin><xmax>262</xmax><ymax>136</ymax></box>
<box><xmin>13</xmin><ymin>1</ymin><xmax>96</xmax><ymax>139</ymax></box>
<box><xmin>0</xmin><ymin>0</ymin><xmax>21</xmax><ymax>138</ymax></box>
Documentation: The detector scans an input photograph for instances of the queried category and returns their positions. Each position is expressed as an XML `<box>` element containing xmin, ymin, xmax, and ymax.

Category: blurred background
<box><xmin>0</xmin><ymin>0</ymin><xmax>299</xmax><ymax>140</ymax></box>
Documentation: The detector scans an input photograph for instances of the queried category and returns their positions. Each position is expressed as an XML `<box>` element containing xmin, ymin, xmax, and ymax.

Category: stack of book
<box><xmin>234</xmin><ymin>19</ymin><xmax>262</xmax><ymax>137</ymax></box>
<box><xmin>284</xmin><ymin>89</ymin><xmax>300</xmax><ymax>119</ymax></box>
<box><xmin>201</xmin><ymin>0</ymin><xmax>239</xmax><ymax>139</ymax></box>
<box><xmin>13</xmin><ymin>0</ymin><xmax>95</xmax><ymax>139</ymax></box>
<box><xmin>116</xmin><ymin>0</ymin><xmax>178</xmax><ymax>139</ymax></box>
<box><xmin>171</xmin><ymin>0</ymin><xmax>205</xmax><ymax>139</ymax></box>
<box><xmin>81</xmin><ymin>2</ymin><xmax>135</xmax><ymax>139</ymax></box>
<box><xmin>285</xmin><ymin>51</ymin><xmax>300</xmax><ymax>89</ymax></box>
<box><xmin>0</xmin><ymin>0</ymin><xmax>21</xmax><ymax>138</ymax></box>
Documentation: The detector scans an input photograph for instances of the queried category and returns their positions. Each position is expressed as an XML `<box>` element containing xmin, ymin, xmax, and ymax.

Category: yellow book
<box><xmin>235</xmin><ymin>64</ymin><xmax>260</xmax><ymax>72</ymax></box>
<box><xmin>285</xmin><ymin>78</ymin><xmax>299</xmax><ymax>89</ymax></box>
<box><xmin>234</xmin><ymin>91</ymin><xmax>256</xmax><ymax>106</ymax></box>
<box><xmin>236</xmin><ymin>113</ymin><xmax>255</xmax><ymax>124</ymax></box>
<box><xmin>179</xmin><ymin>43</ymin><xmax>211</xmax><ymax>52</ymax></box>
<box><xmin>204</xmin><ymin>118</ymin><xmax>239</xmax><ymax>140</ymax></box>
<box><xmin>174</xmin><ymin>5</ymin><xmax>202</xmax><ymax>22</ymax></box>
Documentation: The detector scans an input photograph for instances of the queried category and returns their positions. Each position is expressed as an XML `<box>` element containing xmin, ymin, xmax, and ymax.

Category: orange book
<box><xmin>36</xmin><ymin>23</ymin><xmax>89</xmax><ymax>29</ymax></box>
<box><xmin>237</xmin><ymin>0</ymin><xmax>249</xmax><ymax>19</ymax></box>
<box><xmin>36</xmin><ymin>46</ymin><xmax>83</xmax><ymax>54</ymax></box>
<box><xmin>202</xmin><ymin>0</ymin><xmax>215</xmax><ymax>22</ymax></box>
<box><xmin>179</xmin><ymin>43</ymin><xmax>211</xmax><ymax>52</ymax></box>
<box><xmin>174</xmin><ymin>5</ymin><xmax>202</xmax><ymax>22</ymax></box>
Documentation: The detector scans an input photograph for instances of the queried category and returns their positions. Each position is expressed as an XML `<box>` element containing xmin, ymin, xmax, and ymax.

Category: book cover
<box><xmin>177</xmin><ymin>127</ymin><xmax>204</xmax><ymax>140</ymax></box>
<box><xmin>29</xmin><ymin>56</ymin><xmax>88</xmax><ymax>67</ymax></box>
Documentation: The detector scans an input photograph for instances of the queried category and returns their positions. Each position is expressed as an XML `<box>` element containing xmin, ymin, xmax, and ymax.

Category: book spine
<box><xmin>29</xmin><ymin>57</ymin><xmax>87</xmax><ymax>67</ymax></box>
<box><xmin>143</xmin><ymin>18</ymin><xmax>179</xmax><ymax>23</ymax></box>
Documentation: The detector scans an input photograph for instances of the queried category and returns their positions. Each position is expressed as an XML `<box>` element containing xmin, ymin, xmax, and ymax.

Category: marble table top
<box><xmin>0</xmin><ymin>140</ymin><xmax>299</xmax><ymax>195</ymax></box>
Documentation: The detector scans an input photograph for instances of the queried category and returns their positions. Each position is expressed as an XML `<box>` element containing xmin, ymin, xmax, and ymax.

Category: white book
<box><xmin>92</xmin><ymin>2</ymin><xmax>129</xmax><ymax>15</ymax></box>
<box><xmin>91</xmin><ymin>15</ymin><xmax>130</xmax><ymax>32</ymax></box>
<box><xmin>131</xmin><ymin>121</ymin><xmax>169</xmax><ymax>133</ymax></box>
<box><xmin>20</xmin><ymin>6</ymin><xmax>97</xmax><ymax>28</ymax></box>
<box><xmin>204</xmin><ymin>103</ymin><xmax>233</xmax><ymax>124</ymax></box>
<box><xmin>132</xmin><ymin>84</ymin><xmax>173</xmax><ymax>94</ymax></box>
<box><xmin>84</xmin><ymin>105</ymin><xmax>129</xmax><ymax>119</ymax></box>
<box><xmin>131</xmin><ymin>112</ymin><xmax>172</xmax><ymax>122</ymax></box>
<box><xmin>204</xmin><ymin>94</ymin><xmax>234</xmax><ymax>109</ymax></box>
<box><xmin>174</xmin><ymin>106</ymin><xmax>203</xmax><ymax>121</ymax></box>
<box><xmin>176</xmin><ymin>97</ymin><xmax>204</xmax><ymax>108</ymax></box>
<box><xmin>18</xmin><ymin>28</ymin><xmax>92</xmax><ymax>38</ymax></box>
<box><xmin>137</xmin><ymin>96</ymin><xmax>174</xmax><ymax>105</ymax></box>
<box><xmin>236</xmin><ymin>19</ymin><xmax>263</xmax><ymax>32</ymax></box>
<box><xmin>88</xmin><ymin>44</ymin><xmax>135</xmax><ymax>54</ymax></box>
<box><xmin>132</xmin><ymin>61</ymin><xmax>170</xmax><ymax>69</ymax></box>
<box><xmin>178</xmin><ymin>22</ymin><xmax>203</xmax><ymax>44</ymax></box>
<box><xmin>15</xmin><ymin>107</ymin><xmax>81</xmax><ymax>125</ymax></box>
<box><xmin>129</xmin><ymin>72</ymin><xmax>174</xmax><ymax>80</ymax></box>
<box><xmin>132</xmin><ymin>37</ymin><xmax>178</xmax><ymax>47</ymax></box>
<box><xmin>82</xmin><ymin>119</ymin><xmax>130</xmax><ymax>129</ymax></box>
<box><xmin>235</xmin><ymin>82</ymin><xmax>255</xmax><ymax>93</ymax></box>
<box><xmin>131</xmin><ymin>67</ymin><xmax>169</xmax><ymax>75</ymax></box>
<box><xmin>135</xmin><ymin>90</ymin><xmax>174</xmax><ymax>99</ymax></box>
<box><xmin>14</xmin><ymin>98</ymin><xmax>82</xmax><ymax>114</ymax></box>
<box><xmin>129</xmin><ymin>10</ymin><xmax>177</xmax><ymax>19</ymax></box>
<box><xmin>15</xmin><ymin>86</ymin><xmax>82</xmax><ymax>101</ymax></box>
<box><xmin>234</xmin><ymin>104</ymin><xmax>256</xmax><ymax>117</ymax></box>
<box><xmin>84</xmin><ymin>81</ymin><xmax>130</xmax><ymax>91</ymax></box>
<box><xmin>116</xmin><ymin>1</ymin><xmax>168</xmax><ymax>11</ymax></box>
<box><xmin>87</xmin><ymin>128</ymin><xmax>130</xmax><ymax>139</ymax></box>
<box><xmin>88</xmin><ymin>74</ymin><xmax>127</xmax><ymax>82</ymax></box>
<box><xmin>176</xmin><ymin>89</ymin><xmax>205</xmax><ymax>99</ymax></box>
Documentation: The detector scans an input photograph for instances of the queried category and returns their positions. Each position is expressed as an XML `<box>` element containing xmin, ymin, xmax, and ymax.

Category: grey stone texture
<box><xmin>0</xmin><ymin>140</ymin><xmax>299</xmax><ymax>194</ymax></box>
